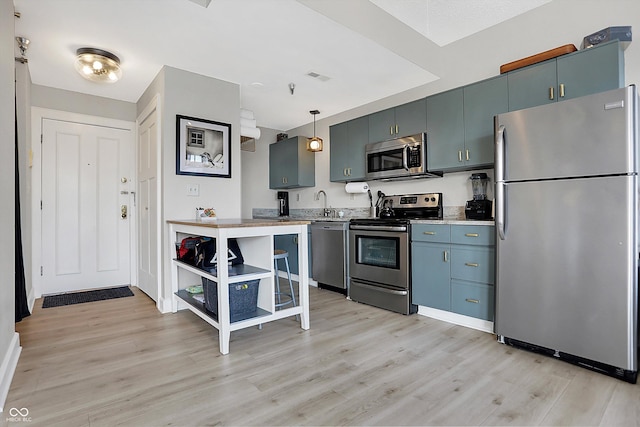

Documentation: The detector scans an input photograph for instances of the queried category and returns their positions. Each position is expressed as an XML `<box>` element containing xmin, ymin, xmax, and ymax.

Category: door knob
<box><xmin>121</xmin><ymin>205</ymin><xmax>127</xmax><ymax>219</ymax></box>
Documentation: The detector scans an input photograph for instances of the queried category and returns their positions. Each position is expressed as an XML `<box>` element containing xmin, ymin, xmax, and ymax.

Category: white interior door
<box><xmin>137</xmin><ymin>105</ymin><xmax>160</xmax><ymax>302</ymax></box>
<box><xmin>41</xmin><ymin>118</ymin><xmax>132</xmax><ymax>295</ymax></box>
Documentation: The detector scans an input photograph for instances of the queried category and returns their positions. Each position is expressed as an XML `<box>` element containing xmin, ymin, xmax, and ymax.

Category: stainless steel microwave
<box><xmin>365</xmin><ymin>133</ymin><xmax>442</xmax><ymax>181</ymax></box>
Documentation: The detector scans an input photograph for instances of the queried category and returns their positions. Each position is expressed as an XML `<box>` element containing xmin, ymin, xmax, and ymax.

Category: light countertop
<box><xmin>167</xmin><ymin>218</ymin><xmax>311</xmax><ymax>228</ymax></box>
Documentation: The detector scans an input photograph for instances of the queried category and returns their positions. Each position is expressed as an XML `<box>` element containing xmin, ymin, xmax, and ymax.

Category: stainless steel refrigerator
<box><xmin>494</xmin><ymin>85</ymin><xmax>638</xmax><ymax>383</ymax></box>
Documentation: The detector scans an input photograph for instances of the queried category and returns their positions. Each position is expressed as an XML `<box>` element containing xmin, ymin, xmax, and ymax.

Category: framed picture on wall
<box><xmin>176</xmin><ymin>115</ymin><xmax>231</xmax><ymax>178</ymax></box>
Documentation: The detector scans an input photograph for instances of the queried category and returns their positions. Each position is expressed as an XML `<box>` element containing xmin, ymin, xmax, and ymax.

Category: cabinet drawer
<box><xmin>451</xmin><ymin>225</ymin><xmax>495</xmax><ymax>246</ymax></box>
<box><xmin>412</xmin><ymin>224</ymin><xmax>450</xmax><ymax>243</ymax></box>
<box><xmin>450</xmin><ymin>246</ymin><xmax>495</xmax><ymax>284</ymax></box>
<box><xmin>451</xmin><ymin>280</ymin><xmax>494</xmax><ymax>321</ymax></box>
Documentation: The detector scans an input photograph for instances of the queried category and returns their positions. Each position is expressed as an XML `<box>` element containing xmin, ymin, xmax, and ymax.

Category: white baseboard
<box><xmin>0</xmin><ymin>333</ymin><xmax>22</xmax><ymax>413</ymax></box>
<box><xmin>157</xmin><ymin>297</ymin><xmax>173</xmax><ymax>314</ymax></box>
<box><xmin>418</xmin><ymin>306</ymin><xmax>494</xmax><ymax>334</ymax></box>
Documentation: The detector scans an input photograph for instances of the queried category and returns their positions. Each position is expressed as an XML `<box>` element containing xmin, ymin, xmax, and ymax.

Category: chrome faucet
<box><xmin>315</xmin><ymin>190</ymin><xmax>330</xmax><ymax>217</ymax></box>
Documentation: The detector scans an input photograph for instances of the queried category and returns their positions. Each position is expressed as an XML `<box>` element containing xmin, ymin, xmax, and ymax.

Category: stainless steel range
<box><xmin>349</xmin><ymin>193</ymin><xmax>443</xmax><ymax>314</ymax></box>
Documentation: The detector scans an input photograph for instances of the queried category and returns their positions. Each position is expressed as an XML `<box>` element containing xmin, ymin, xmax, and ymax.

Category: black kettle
<box><xmin>379</xmin><ymin>200</ymin><xmax>394</xmax><ymax>218</ymax></box>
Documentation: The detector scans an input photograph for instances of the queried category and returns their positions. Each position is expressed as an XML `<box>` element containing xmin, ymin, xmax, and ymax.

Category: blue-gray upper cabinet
<box><xmin>329</xmin><ymin>116</ymin><xmax>369</xmax><ymax>182</ymax></box>
<box><xmin>426</xmin><ymin>87</ymin><xmax>465</xmax><ymax>172</ymax></box>
<box><xmin>508</xmin><ymin>40</ymin><xmax>624</xmax><ymax>111</ymax></box>
<box><xmin>463</xmin><ymin>75</ymin><xmax>508</xmax><ymax>170</ymax></box>
<box><xmin>427</xmin><ymin>77</ymin><xmax>508</xmax><ymax>173</ymax></box>
<box><xmin>368</xmin><ymin>98</ymin><xmax>426</xmax><ymax>143</ymax></box>
<box><xmin>269</xmin><ymin>136</ymin><xmax>315</xmax><ymax>189</ymax></box>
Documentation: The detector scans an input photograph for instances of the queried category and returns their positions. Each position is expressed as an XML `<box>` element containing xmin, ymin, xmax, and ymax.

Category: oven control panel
<box><xmin>387</xmin><ymin>193</ymin><xmax>441</xmax><ymax>208</ymax></box>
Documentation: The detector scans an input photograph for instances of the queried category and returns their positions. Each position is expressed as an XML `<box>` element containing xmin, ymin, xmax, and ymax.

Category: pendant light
<box><xmin>74</xmin><ymin>47</ymin><xmax>122</xmax><ymax>83</ymax></box>
<box><xmin>307</xmin><ymin>110</ymin><xmax>323</xmax><ymax>152</ymax></box>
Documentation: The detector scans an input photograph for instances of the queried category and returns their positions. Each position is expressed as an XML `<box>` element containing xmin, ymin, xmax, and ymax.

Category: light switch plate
<box><xmin>187</xmin><ymin>184</ymin><xmax>199</xmax><ymax>196</ymax></box>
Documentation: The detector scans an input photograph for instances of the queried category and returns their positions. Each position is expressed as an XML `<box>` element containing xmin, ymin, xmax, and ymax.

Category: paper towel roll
<box><xmin>240</xmin><ymin>126</ymin><xmax>261</xmax><ymax>139</ymax></box>
<box><xmin>240</xmin><ymin>118</ymin><xmax>257</xmax><ymax>128</ymax></box>
<box><xmin>345</xmin><ymin>182</ymin><xmax>370</xmax><ymax>193</ymax></box>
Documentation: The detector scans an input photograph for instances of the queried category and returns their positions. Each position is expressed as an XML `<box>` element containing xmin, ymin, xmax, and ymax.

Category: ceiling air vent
<box><xmin>306</xmin><ymin>71</ymin><xmax>331</xmax><ymax>82</ymax></box>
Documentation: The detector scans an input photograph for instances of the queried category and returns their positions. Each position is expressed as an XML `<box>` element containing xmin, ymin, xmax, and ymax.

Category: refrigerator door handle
<box><xmin>495</xmin><ymin>124</ymin><xmax>506</xmax><ymax>240</ymax></box>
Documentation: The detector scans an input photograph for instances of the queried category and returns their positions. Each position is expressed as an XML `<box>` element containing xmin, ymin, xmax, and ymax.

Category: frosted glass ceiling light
<box><xmin>74</xmin><ymin>47</ymin><xmax>122</xmax><ymax>83</ymax></box>
<box><xmin>307</xmin><ymin>110</ymin><xmax>323</xmax><ymax>152</ymax></box>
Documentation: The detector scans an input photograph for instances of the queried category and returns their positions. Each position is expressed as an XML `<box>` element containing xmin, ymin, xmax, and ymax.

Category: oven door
<box><xmin>348</xmin><ymin>225</ymin><xmax>409</xmax><ymax>288</ymax></box>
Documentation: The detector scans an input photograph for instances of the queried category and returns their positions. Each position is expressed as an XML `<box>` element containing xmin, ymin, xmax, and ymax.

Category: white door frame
<box><xmin>136</xmin><ymin>95</ymin><xmax>165</xmax><ymax>311</ymax></box>
<box><xmin>31</xmin><ymin>107</ymin><xmax>136</xmax><ymax>298</ymax></box>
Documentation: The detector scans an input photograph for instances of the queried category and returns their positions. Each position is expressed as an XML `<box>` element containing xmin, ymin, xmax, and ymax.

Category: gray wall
<box><xmin>137</xmin><ymin>65</ymin><xmax>241</xmax><ymax>305</ymax></box>
<box><xmin>0</xmin><ymin>0</ymin><xmax>16</xmax><ymax>407</ymax></box>
<box><xmin>31</xmin><ymin>84</ymin><xmax>136</xmax><ymax>121</ymax></box>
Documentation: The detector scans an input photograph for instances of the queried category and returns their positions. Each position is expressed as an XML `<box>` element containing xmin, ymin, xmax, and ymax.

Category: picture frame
<box><xmin>176</xmin><ymin>115</ymin><xmax>231</xmax><ymax>178</ymax></box>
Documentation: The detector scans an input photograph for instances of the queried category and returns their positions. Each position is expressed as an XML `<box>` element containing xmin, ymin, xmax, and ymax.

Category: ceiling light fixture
<box><xmin>74</xmin><ymin>47</ymin><xmax>122</xmax><ymax>83</ymax></box>
<box><xmin>307</xmin><ymin>110</ymin><xmax>323</xmax><ymax>152</ymax></box>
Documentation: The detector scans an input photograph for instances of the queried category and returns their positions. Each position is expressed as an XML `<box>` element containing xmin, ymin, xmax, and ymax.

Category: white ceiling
<box><xmin>13</xmin><ymin>0</ymin><xmax>551</xmax><ymax>131</ymax></box>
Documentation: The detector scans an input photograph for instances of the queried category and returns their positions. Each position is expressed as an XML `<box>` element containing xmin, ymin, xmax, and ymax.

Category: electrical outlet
<box><xmin>187</xmin><ymin>184</ymin><xmax>199</xmax><ymax>196</ymax></box>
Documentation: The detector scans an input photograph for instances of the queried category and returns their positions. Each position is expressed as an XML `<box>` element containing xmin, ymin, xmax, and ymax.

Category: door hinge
<box><xmin>41</xmin><ymin>133</ymin><xmax>43</xmax><ymax>144</ymax></box>
<box><xmin>40</xmin><ymin>200</ymin><xmax>42</xmax><ymax>210</ymax></box>
<box><xmin>40</xmin><ymin>266</ymin><xmax>43</xmax><ymax>276</ymax></box>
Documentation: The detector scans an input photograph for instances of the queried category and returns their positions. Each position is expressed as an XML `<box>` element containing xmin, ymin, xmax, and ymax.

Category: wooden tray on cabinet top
<box><xmin>500</xmin><ymin>44</ymin><xmax>577</xmax><ymax>74</ymax></box>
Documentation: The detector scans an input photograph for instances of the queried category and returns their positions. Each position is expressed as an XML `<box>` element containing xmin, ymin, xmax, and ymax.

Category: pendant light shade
<box><xmin>74</xmin><ymin>47</ymin><xmax>122</xmax><ymax>83</ymax></box>
<box><xmin>307</xmin><ymin>110</ymin><xmax>323</xmax><ymax>152</ymax></box>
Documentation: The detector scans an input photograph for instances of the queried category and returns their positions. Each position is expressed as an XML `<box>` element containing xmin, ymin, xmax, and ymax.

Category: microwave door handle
<box><xmin>402</xmin><ymin>146</ymin><xmax>409</xmax><ymax>171</ymax></box>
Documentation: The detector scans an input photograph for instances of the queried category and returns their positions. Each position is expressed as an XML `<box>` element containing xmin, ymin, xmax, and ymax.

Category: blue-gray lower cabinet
<box><xmin>412</xmin><ymin>242</ymin><xmax>450</xmax><ymax>311</ymax></box>
<box><xmin>450</xmin><ymin>280</ymin><xmax>494</xmax><ymax>321</ymax></box>
<box><xmin>411</xmin><ymin>224</ymin><xmax>495</xmax><ymax>321</ymax></box>
<box><xmin>274</xmin><ymin>227</ymin><xmax>312</xmax><ymax>276</ymax></box>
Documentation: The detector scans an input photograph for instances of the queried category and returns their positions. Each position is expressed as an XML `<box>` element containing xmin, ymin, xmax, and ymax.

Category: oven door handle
<box><xmin>349</xmin><ymin>224</ymin><xmax>407</xmax><ymax>232</ymax></box>
<box><xmin>354</xmin><ymin>281</ymin><xmax>408</xmax><ymax>296</ymax></box>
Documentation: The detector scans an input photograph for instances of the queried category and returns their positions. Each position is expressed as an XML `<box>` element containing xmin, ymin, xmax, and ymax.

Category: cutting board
<box><xmin>500</xmin><ymin>44</ymin><xmax>577</xmax><ymax>74</ymax></box>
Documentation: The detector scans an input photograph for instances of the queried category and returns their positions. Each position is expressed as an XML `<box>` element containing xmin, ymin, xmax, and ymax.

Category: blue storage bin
<box><xmin>201</xmin><ymin>278</ymin><xmax>259</xmax><ymax>317</ymax></box>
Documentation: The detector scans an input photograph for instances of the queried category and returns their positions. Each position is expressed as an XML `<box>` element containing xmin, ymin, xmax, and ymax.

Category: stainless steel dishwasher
<box><xmin>311</xmin><ymin>221</ymin><xmax>348</xmax><ymax>293</ymax></box>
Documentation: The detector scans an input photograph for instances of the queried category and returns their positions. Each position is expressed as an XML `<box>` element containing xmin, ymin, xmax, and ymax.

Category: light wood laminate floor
<box><xmin>4</xmin><ymin>286</ymin><xmax>640</xmax><ymax>426</ymax></box>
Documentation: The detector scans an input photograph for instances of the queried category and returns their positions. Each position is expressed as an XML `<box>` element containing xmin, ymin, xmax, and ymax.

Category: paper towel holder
<box><xmin>344</xmin><ymin>182</ymin><xmax>370</xmax><ymax>193</ymax></box>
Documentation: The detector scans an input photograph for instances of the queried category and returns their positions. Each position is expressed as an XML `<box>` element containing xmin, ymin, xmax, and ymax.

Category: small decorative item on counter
<box><xmin>196</xmin><ymin>207</ymin><xmax>217</xmax><ymax>222</ymax></box>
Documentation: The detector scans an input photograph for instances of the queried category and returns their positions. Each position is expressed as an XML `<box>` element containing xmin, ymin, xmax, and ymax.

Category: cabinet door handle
<box><xmin>458</xmin><ymin>150</ymin><xmax>463</xmax><ymax>162</ymax></box>
<box><xmin>423</xmin><ymin>231</ymin><xmax>436</xmax><ymax>235</ymax></box>
<box><xmin>465</xmin><ymin>233</ymin><xmax>479</xmax><ymax>237</ymax></box>
<box><xmin>465</xmin><ymin>149</ymin><xmax>470</xmax><ymax>161</ymax></box>
<box><xmin>390</xmin><ymin>126</ymin><xmax>394</xmax><ymax>136</ymax></box>
<box><xmin>347</xmin><ymin>168</ymin><xmax>351</xmax><ymax>176</ymax></box>
<box><xmin>465</xmin><ymin>262</ymin><xmax>479</xmax><ymax>267</ymax></box>
<box><xmin>443</xmin><ymin>251</ymin><xmax>448</xmax><ymax>262</ymax></box>
<box><xmin>395</xmin><ymin>124</ymin><xmax>399</xmax><ymax>134</ymax></box>
<box><xmin>465</xmin><ymin>298</ymin><xmax>480</xmax><ymax>304</ymax></box>
<box><xmin>549</xmin><ymin>86</ymin><xmax>554</xmax><ymax>100</ymax></box>
<box><xmin>559</xmin><ymin>83</ymin><xmax>565</xmax><ymax>98</ymax></box>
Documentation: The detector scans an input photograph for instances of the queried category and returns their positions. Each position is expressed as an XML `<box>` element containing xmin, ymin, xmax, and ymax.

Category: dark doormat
<box><xmin>42</xmin><ymin>286</ymin><xmax>134</xmax><ymax>308</ymax></box>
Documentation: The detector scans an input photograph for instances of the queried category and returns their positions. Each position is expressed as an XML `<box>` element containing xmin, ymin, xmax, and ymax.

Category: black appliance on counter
<box><xmin>348</xmin><ymin>193</ymin><xmax>442</xmax><ymax>315</ymax></box>
<box><xmin>277</xmin><ymin>191</ymin><xmax>289</xmax><ymax>216</ymax></box>
<box><xmin>465</xmin><ymin>173</ymin><xmax>492</xmax><ymax>220</ymax></box>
